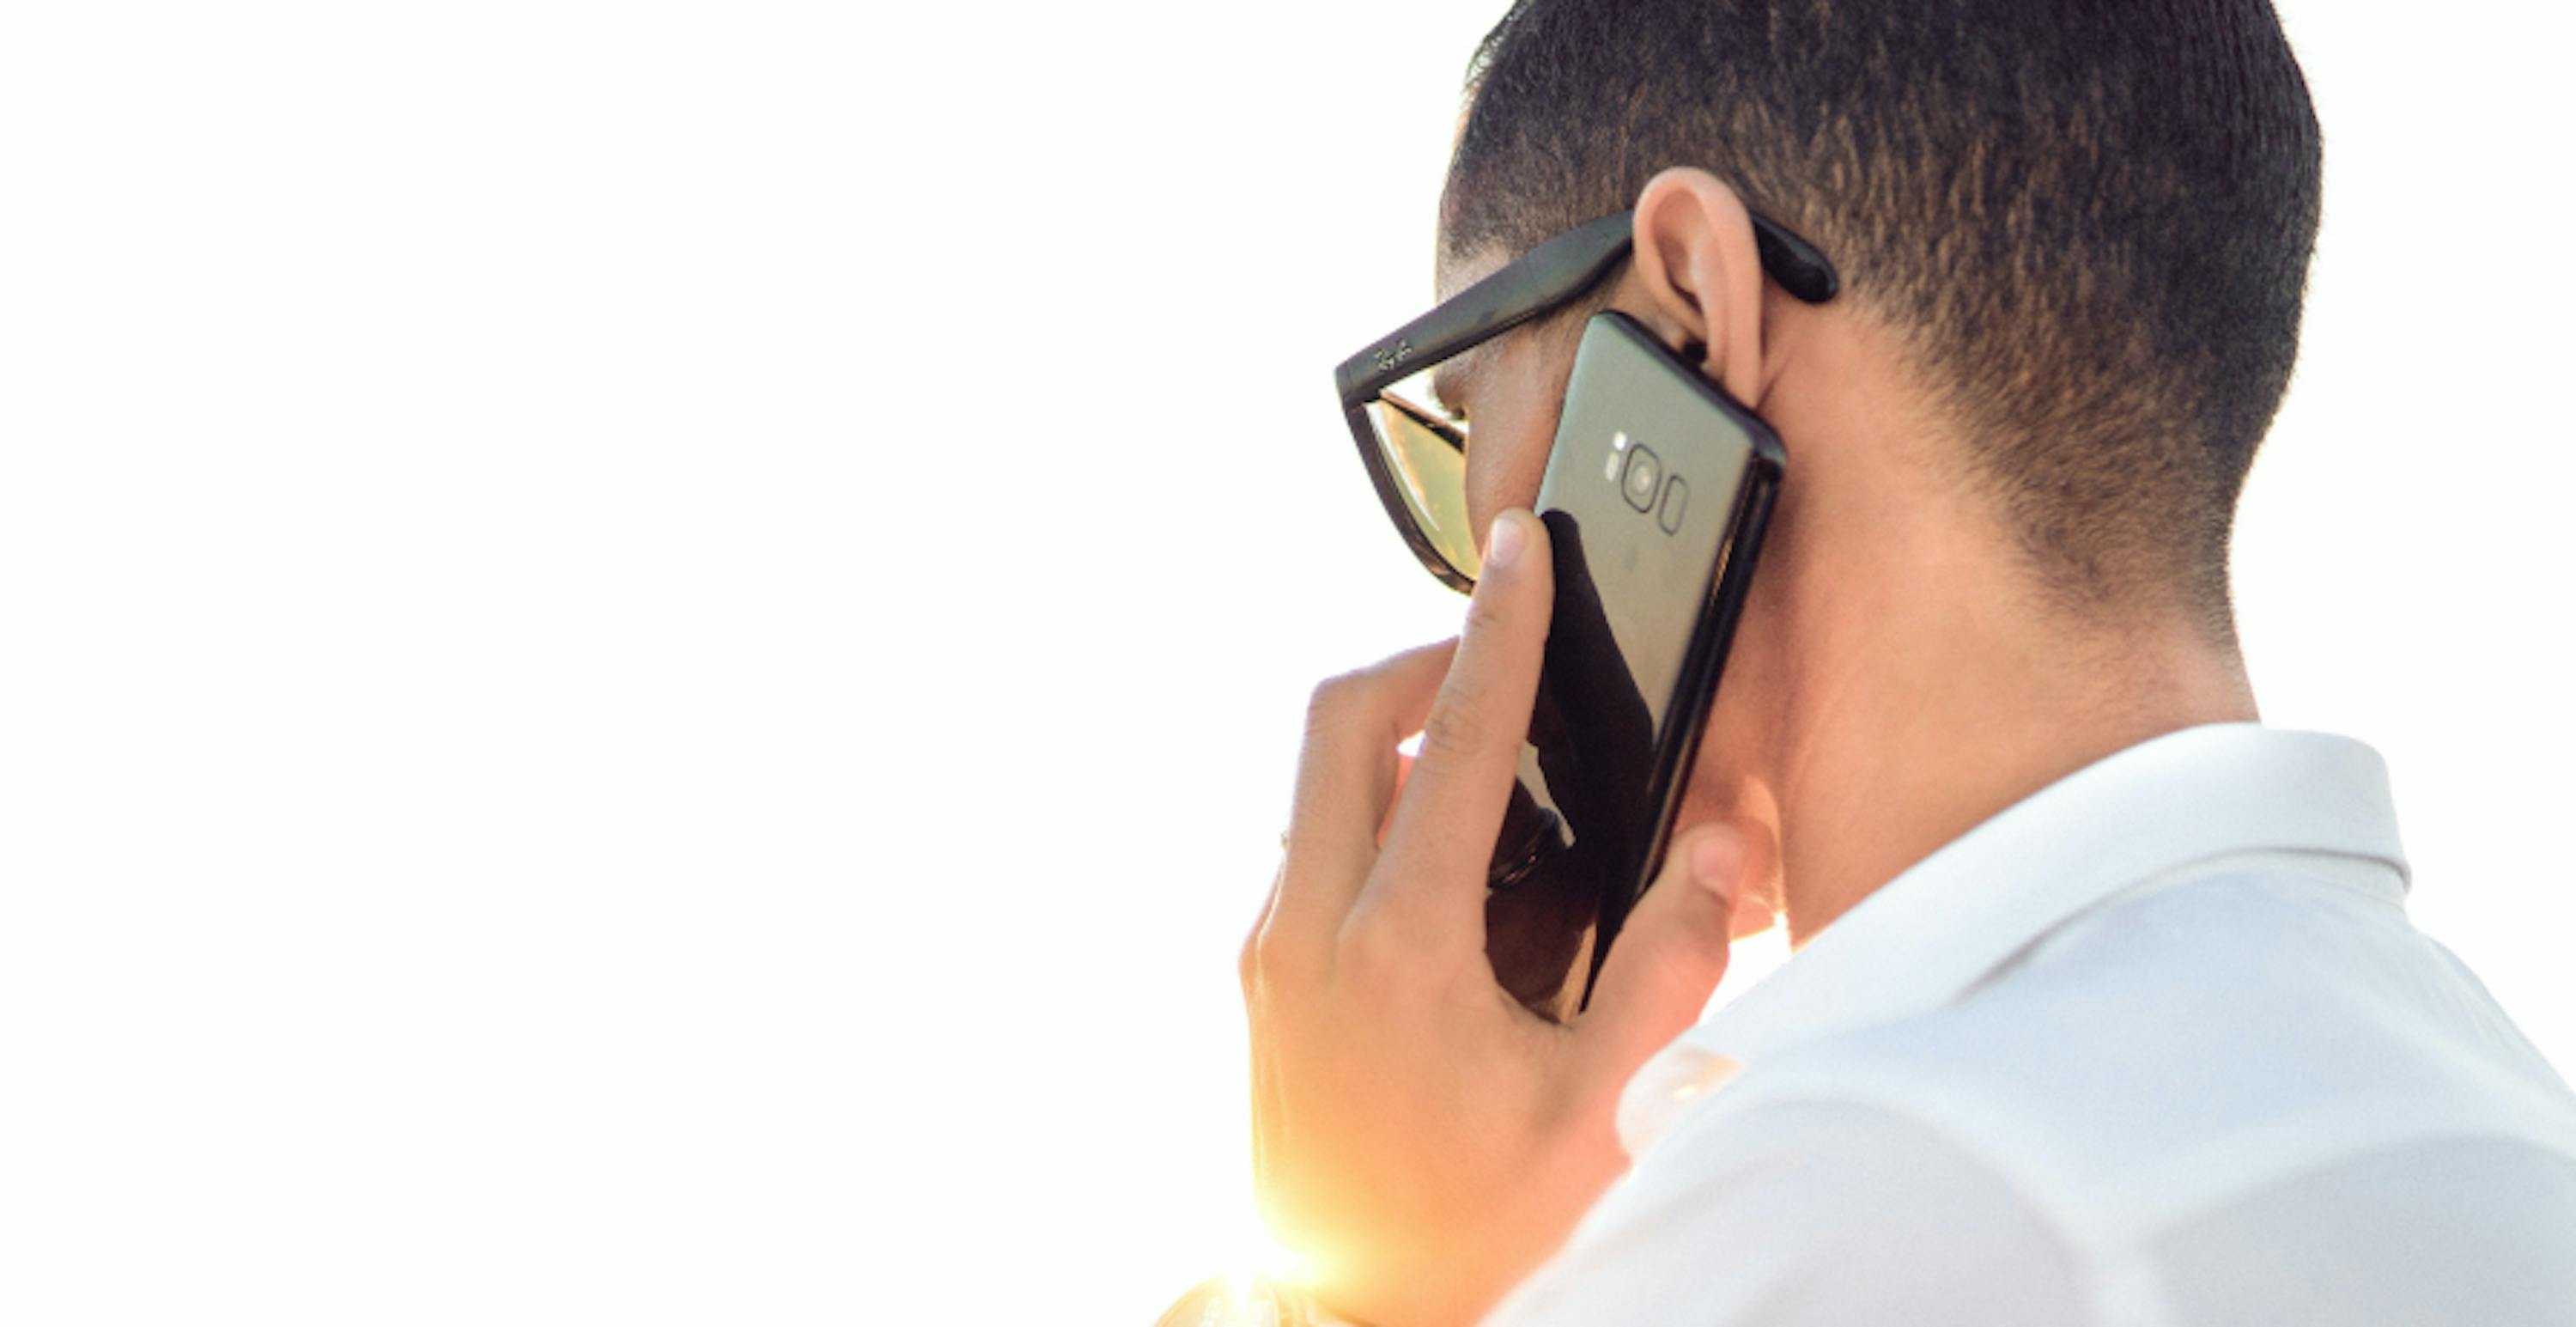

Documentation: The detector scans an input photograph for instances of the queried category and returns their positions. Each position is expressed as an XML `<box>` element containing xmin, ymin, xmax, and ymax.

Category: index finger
<box><xmin>1360</xmin><ymin>508</ymin><xmax>1554</xmax><ymax>940</ymax></box>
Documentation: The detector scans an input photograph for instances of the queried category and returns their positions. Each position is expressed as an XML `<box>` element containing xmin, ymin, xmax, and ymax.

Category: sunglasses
<box><xmin>1334</xmin><ymin>208</ymin><xmax>1839</xmax><ymax>593</ymax></box>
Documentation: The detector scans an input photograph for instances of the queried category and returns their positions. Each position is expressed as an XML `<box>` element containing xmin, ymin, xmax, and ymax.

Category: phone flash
<box><xmin>1605</xmin><ymin>430</ymin><xmax>1631</xmax><ymax>481</ymax></box>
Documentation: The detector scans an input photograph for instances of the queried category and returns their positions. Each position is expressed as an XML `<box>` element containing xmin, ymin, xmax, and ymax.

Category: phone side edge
<box><xmin>1577</xmin><ymin>452</ymin><xmax>1782</xmax><ymax>1008</ymax></box>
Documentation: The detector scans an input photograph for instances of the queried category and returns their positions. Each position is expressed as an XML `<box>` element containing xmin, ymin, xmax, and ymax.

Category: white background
<box><xmin>3</xmin><ymin>3</ymin><xmax>2568</xmax><ymax>1323</ymax></box>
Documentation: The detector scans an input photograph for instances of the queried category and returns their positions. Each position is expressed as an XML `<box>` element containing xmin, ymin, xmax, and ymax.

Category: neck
<box><xmin>1736</xmin><ymin>313</ymin><xmax>2260</xmax><ymax>947</ymax></box>
<box><xmin>1767</xmin><ymin>592</ymin><xmax>2258</xmax><ymax>947</ymax></box>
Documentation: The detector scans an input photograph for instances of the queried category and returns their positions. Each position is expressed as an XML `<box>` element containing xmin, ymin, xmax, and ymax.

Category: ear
<box><xmin>1627</xmin><ymin>168</ymin><xmax>1770</xmax><ymax>407</ymax></box>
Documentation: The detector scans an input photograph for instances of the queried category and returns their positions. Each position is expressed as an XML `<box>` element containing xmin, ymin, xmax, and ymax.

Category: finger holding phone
<box><xmin>1235</xmin><ymin>177</ymin><xmax>1836</xmax><ymax>1326</ymax></box>
<box><xmin>1242</xmin><ymin>503</ymin><xmax>1755</xmax><ymax>1327</ymax></box>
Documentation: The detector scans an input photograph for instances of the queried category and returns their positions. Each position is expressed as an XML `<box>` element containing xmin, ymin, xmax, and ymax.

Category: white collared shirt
<box><xmin>1485</xmin><ymin>724</ymin><xmax>2576</xmax><ymax>1327</ymax></box>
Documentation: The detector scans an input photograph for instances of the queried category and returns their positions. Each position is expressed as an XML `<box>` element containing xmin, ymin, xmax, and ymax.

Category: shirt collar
<box><xmin>1617</xmin><ymin>723</ymin><xmax>2409</xmax><ymax>1154</ymax></box>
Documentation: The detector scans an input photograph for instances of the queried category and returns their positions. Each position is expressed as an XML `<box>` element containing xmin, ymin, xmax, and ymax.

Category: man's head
<box><xmin>1425</xmin><ymin>0</ymin><xmax>2317</xmax><ymax>935</ymax></box>
<box><xmin>1440</xmin><ymin>0</ymin><xmax>2320</xmax><ymax>632</ymax></box>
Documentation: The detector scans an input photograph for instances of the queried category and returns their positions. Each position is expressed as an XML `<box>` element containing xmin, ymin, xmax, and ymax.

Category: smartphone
<box><xmin>1511</xmin><ymin>310</ymin><xmax>1783</xmax><ymax>1009</ymax></box>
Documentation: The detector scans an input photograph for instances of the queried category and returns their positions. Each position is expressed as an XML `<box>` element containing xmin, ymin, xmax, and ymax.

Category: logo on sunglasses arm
<box><xmin>1372</xmin><ymin>339</ymin><xmax>1414</xmax><ymax>375</ymax></box>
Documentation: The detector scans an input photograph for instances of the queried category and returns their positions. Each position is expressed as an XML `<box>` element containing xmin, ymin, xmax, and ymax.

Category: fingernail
<box><xmin>1690</xmin><ymin>829</ymin><xmax>1744</xmax><ymax>897</ymax></box>
<box><xmin>1486</xmin><ymin>513</ymin><xmax>1522</xmax><ymax>570</ymax></box>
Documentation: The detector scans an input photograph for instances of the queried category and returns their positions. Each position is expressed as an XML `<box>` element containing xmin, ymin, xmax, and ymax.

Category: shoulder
<box><xmin>1486</xmin><ymin>863</ymin><xmax>2576</xmax><ymax>1327</ymax></box>
<box><xmin>1485</xmin><ymin>1095</ymin><xmax>2093</xmax><ymax>1327</ymax></box>
<box><xmin>1492</xmin><ymin>1081</ymin><xmax>2576</xmax><ymax>1327</ymax></box>
<box><xmin>1724</xmin><ymin>862</ymin><xmax>2576</xmax><ymax>1212</ymax></box>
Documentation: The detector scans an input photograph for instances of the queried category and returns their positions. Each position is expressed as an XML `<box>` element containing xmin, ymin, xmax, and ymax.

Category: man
<box><xmin>1237</xmin><ymin>2</ymin><xmax>2576</xmax><ymax>1324</ymax></box>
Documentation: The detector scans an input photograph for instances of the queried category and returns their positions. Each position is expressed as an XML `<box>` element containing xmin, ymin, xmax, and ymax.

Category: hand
<box><xmin>1242</xmin><ymin>509</ymin><xmax>1753</xmax><ymax>1327</ymax></box>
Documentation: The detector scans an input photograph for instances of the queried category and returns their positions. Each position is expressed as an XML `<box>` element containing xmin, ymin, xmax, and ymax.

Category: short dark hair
<box><xmin>1443</xmin><ymin>0</ymin><xmax>2323</xmax><ymax>631</ymax></box>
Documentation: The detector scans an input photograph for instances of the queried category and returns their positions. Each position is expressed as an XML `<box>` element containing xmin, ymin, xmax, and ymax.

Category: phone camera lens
<box><xmin>1621</xmin><ymin>445</ymin><xmax>1662</xmax><ymax>513</ymax></box>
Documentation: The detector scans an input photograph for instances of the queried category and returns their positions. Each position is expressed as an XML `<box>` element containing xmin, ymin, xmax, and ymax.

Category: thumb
<box><xmin>1575</xmin><ymin>823</ymin><xmax>1748</xmax><ymax>1080</ymax></box>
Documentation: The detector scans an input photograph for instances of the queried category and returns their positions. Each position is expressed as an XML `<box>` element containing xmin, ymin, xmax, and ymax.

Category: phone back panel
<box><xmin>1529</xmin><ymin>313</ymin><xmax>1782</xmax><ymax>998</ymax></box>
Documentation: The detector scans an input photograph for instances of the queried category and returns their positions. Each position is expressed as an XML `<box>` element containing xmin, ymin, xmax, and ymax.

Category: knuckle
<box><xmin>1329</xmin><ymin>917</ymin><xmax>1412</xmax><ymax>989</ymax></box>
<box><xmin>1247</xmin><ymin>914</ymin><xmax>1319</xmax><ymax>993</ymax></box>
<box><xmin>1240</xmin><ymin>865</ymin><xmax>1288</xmax><ymax>1000</ymax></box>
<box><xmin>1461</xmin><ymin>592</ymin><xmax>1516</xmax><ymax>642</ymax></box>
<box><xmin>1335</xmin><ymin>911</ymin><xmax>1431</xmax><ymax>993</ymax></box>
<box><xmin>1419</xmin><ymin>692</ymin><xmax>1493</xmax><ymax>762</ymax></box>
<box><xmin>1303</xmin><ymin>670</ymin><xmax>1368</xmax><ymax>734</ymax></box>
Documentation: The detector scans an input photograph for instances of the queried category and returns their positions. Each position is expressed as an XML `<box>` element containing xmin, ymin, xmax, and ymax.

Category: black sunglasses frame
<box><xmin>1334</xmin><ymin>208</ymin><xmax>1838</xmax><ymax>593</ymax></box>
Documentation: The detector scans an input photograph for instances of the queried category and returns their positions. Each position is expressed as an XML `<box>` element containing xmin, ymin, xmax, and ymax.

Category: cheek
<box><xmin>1464</xmin><ymin>343</ymin><xmax>1574</xmax><ymax>539</ymax></box>
<box><xmin>1679</xmin><ymin>558</ymin><xmax>1792</xmax><ymax>833</ymax></box>
<box><xmin>1462</xmin><ymin>415</ymin><xmax>1559</xmax><ymax>540</ymax></box>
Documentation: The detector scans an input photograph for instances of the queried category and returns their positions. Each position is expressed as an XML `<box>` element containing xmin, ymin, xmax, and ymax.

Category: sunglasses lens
<box><xmin>1364</xmin><ymin>371</ymin><xmax>1480</xmax><ymax>583</ymax></box>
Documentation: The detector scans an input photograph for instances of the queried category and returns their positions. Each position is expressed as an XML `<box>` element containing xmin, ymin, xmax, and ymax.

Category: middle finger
<box><xmin>1264</xmin><ymin>639</ymin><xmax>1456</xmax><ymax>965</ymax></box>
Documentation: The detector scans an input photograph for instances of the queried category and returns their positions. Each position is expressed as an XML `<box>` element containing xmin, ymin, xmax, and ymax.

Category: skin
<box><xmin>1444</xmin><ymin>168</ymin><xmax>2260</xmax><ymax>945</ymax></box>
<box><xmin>1242</xmin><ymin>167</ymin><xmax>2260</xmax><ymax>1326</ymax></box>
